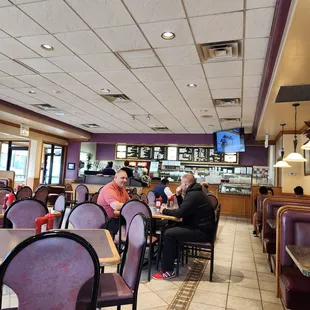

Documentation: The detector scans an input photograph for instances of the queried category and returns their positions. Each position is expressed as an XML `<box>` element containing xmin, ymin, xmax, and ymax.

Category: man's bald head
<box><xmin>180</xmin><ymin>174</ymin><xmax>196</xmax><ymax>193</ymax></box>
<box><xmin>114</xmin><ymin>168</ymin><xmax>128</xmax><ymax>187</ymax></box>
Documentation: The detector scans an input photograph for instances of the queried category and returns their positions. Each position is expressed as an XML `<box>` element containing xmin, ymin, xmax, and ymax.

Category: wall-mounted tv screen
<box><xmin>214</xmin><ymin>128</ymin><xmax>245</xmax><ymax>153</ymax></box>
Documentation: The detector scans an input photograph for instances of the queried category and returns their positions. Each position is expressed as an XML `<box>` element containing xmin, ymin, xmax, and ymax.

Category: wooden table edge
<box><xmin>285</xmin><ymin>245</ymin><xmax>310</xmax><ymax>277</ymax></box>
<box><xmin>114</xmin><ymin>210</ymin><xmax>181</xmax><ymax>222</ymax></box>
<box><xmin>103</xmin><ymin>229</ymin><xmax>120</xmax><ymax>265</ymax></box>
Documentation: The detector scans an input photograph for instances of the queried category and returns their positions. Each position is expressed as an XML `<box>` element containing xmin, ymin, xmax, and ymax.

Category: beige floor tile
<box><xmin>232</xmin><ymin>256</ymin><xmax>255</xmax><ymax>263</ymax></box>
<box><xmin>256</xmin><ymin>263</ymin><xmax>271</xmax><ymax>274</ymax></box>
<box><xmin>188</xmin><ymin>302</ymin><xmax>225</xmax><ymax>310</ymax></box>
<box><xmin>192</xmin><ymin>289</ymin><xmax>227</xmax><ymax>308</ymax></box>
<box><xmin>255</xmin><ymin>254</ymin><xmax>268</xmax><ymax>260</ymax></box>
<box><xmin>231</xmin><ymin>269</ymin><xmax>258</xmax><ymax>279</ymax></box>
<box><xmin>233</xmin><ymin>252</ymin><xmax>254</xmax><ymax>258</ymax></box>
<box><xmin>197</xmin><ymin>280</ymin><xmax>229</xmax><ymax>294</ymax></box>
<box><xmin>230</xmin><ymin>276</ymin><xmax>259</xmax><ymax>289</ymax></box>
<box><xmin>146</xmin><ymin>279</ymin><xmax>179</xmax><ymax>292</ymax></box>
<box><xmin>232</xmin><ymin>261</ymin><xmax>256</xmax><ymax>271</ymax></box>
<box><xmin>227</xmin><ymin>295</ymin><xmax>263</xmax><ymax>310</ymax></box>
<box><xmin>229</xmin><ymin>284</ymin><xmax>261</xmax><ymax>301</ymax></box>
<box><xmin>211</xmin><ymin>264</ymin><xmax>231</xmax><ymax>275</ymax></box>
<box><xmin>261</xmin><ymin>290</ymin><xmax>282</xmax><ymax>304</ymax></box>
<box><xmin>136</xmin><ymin>292</ymin><xmax>168</xmax><ymax>310</ymax></box>
<box><xmin>259</xmin><ymin>280</ymin><xmax>277</xmax><ymax>292</ymax></box>
<box><xmin>258</xmin><ymin>273</ymin><xmax>276</xmax><ymax>283</ymax></box>
<box><xmin>155</xmin><ymin>289</ymin><xmax>177</xmax><ymax>304</ymax></box>
<box><xmin>255</xmin><ymin>258</ymin><xmax>269</xmax><ymax>265</ymax></box>
<box><xmin>138</xmin><ymin>283</ymin><xmax>153</xmax><ymax>293</ymax></box>
<box><xmin>202</xmin><ymin>272</ymin><xmax>230</xmax><ymax>283</ymax></box>
<box><xmin>263</xmin><ymin>302</ymin><xmax>284</xmax><ymax>310</ymax></box>
<box><xmin>215</xmin><ymin>260</ymin><xmax>232</xmax><ymax>268</ymax></box>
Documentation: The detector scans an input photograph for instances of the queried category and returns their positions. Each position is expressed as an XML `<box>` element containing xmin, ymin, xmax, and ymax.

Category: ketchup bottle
<box><xmin>3</xmin><ymin>196</ymin><xmax>8</xmax><ymax>211</ymax></box>
<box><xmin>167</xmin><ymin>196</ymin><xmax>174</xmax><ymax>208</ymax></box>
<box><xmin>46</xmin><ymin>213</ymin><xmax>54</xmax><ymax>230</ymax></box>
<box><xmin>7</xmin><ymin>192</ymin><xmax>15</xmax><ymax>207</ymax></box>
<box><xmin>155</xmin><ymin>196</ymin><xmax>162</xmax><ymax>211</ymax></box>
<box><xmin>35</xmin><ymin>217</ymin><xmax>47</xmax><ymax>234</ymax></box>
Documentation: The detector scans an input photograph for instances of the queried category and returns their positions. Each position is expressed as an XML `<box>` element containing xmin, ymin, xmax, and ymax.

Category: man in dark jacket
<box><xmin>152</xmin><ymin>174</ymin><xmax>215</xmax><ymax>280</ymax></box>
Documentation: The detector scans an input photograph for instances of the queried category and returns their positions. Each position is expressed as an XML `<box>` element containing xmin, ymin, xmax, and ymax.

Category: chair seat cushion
<box><xmin>263</xmin><ymin>237</ymin><xmax>276</xmax><ymax>254</ymax></box>
<box><xmin>182</xmin><ymin>241</ymin><xmax>212</xmax><ymax>248</ymax></box>
<box><xmin>279</xmin><ymin>266</ymin><xmax>310</xmax><ymax>310</ymax></box>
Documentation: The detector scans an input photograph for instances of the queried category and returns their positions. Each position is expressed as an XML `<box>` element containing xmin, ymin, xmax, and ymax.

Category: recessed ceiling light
<box><xmin>147</xmin><ymin>114</ymin><xmax>151</xmax><ymax>121</ymax></box>
<box><xmin>187</xmin><ymin>83</ymin><xmax>197</xmax><ymax>88</ymax></box>
<box><xmin>132</xmin><ymin>115</ymin><xmax>136</xmax><ymax>121</ymax></box>
<box><xmin>161</xmin><ymin>31</ymin><xmax>176</xmax><ymax>40</ymax></box>
<box><xmin>28</xmin><ymin>90</ymin><xmax>36</xmax><ymax>94</ymax></box>
<box><xmin>55</xmin><ymin>111</ymin><xmax>66</xmax><ymax>116</ymax></box>
<box><xmin>53</xmin><ymin>90</ymin><xmax>61</xmax><ymax>94</ymax></box>
<box><xmin>101</xmin><ymin>88</ymin><xmax>110</xmax><ymax>93</ymax></box>
<box><xmin>41</xmin><ymin>44</ymin><xmax>54</xmax><ymax>51</ymax></box>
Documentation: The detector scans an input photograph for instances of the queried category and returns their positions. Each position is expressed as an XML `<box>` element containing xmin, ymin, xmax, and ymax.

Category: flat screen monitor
<box><xmin>213</xmin><ymin>128</ymin><xmax>245</xmax><ymax>153</ymax></box>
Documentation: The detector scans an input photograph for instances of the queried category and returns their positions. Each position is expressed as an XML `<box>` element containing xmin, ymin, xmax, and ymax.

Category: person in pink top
<box><xmin>97</xmin><ymin>169</ymin><xmax>130</xmax><ymax>236</ymax></box>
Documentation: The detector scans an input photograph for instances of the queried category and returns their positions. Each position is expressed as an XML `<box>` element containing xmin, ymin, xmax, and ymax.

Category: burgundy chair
<box><xmin>277</xmin><ymin>207</ymin><xmax>310</xmax><ymax>310</ymax></box>
<box><xmin>3</xmin><ymin>198</ymin><xmax>48</xmax><ymax>228</ymax></box>
<box><xmin>33</xmin><ymin>185</ymin><xmax>49</xmax><ymax>205</ymax></box>
<box><xmin>77</xmin><ymin>213</ymin><xmax>147</xmax><ymax>310</ymax></box>
<box><xmin>75</xmin><ymin>184</ymin><xmax>89</xmax><ymax>204</ymax></box>
<box><xmin>131</xmin><ymin>193</ymin><xmax>140</xmax><ymax>200</ymax></box>
<box><xmin>65</xmin><ymin>202</ymin><xmax>108</xmax><ymax>229</ymax></box>
<box><xmin>256</xmin><ymin>194</ymin><xmax>268</xmax><ymax>232</ymax></box>
<box><xmin>0</xmin><ymin>179</ymin><xmax>9</xmax><ymax>187</ymax></box>
<box><xmin>91</xmin><ymin>192</ymin><xmax>99</xmax><ymax>203</ymax></box>
<box><xmin>207</xmin><ymin>194</ymin><xmax>219</xmax><ymax>209</ymax></box>
<box><xmin>140</xmin><ymin>193</ymin><xmax>148</xmax><ymax>203</ymax></box>
<box><xmin>147</xmin><ymin>190</ymin><xmax>156</xmax><ymax>205</ymax></box>
<box><xmin>0</xmin><ymin>230</ymin><xmax>100</xmax><ymax>310</ymax></box>
<box><xmin>53</xmin><ymin>194</ymin><xmax>66</xmax><ymax>229</ymax></box>
<box><xmin>16</xmin><ymin>186</ymin><xmax>32</xmax><ymax>200</ymax></box>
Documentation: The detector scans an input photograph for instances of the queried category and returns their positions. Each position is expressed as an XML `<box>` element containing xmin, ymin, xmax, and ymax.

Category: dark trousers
<box><xmin>161</xmin><ymin>226</ymin><xmax>210</xmax><ymax>271</ymax></box>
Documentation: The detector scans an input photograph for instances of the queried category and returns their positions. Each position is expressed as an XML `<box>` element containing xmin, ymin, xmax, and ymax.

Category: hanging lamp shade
<box><xmin>274</xmin><ymin>123</ymin><xmax>291</xmax><ymax>168</ymax></box>
<box><xmin>301</xmin><ymin>140</ymin><xmax>310</xmax><ymax>150</ymax></box>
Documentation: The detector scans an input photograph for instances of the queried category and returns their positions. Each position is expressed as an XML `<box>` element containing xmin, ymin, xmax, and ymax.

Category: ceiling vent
<box><xmin>151</xmin><ymin>126</ymin><xmax>170</xmax><ymax>132</ymax></box>
<box><xmin>198</xmin><ymin>40</ymin><xmax>241</xmax><ymax>62</ymax></box>
<box><xmin>100</xmin><ymin>94</ymin><xmax>131</xmax><ymax>104</ymax></box>
<box><xmin>14</xmin><ymin>59</ymin><xmax>40</xmax><ymax>74</ymax></box>
<box><xmin>275</xmin><ymin>85</ymin><xmax>310</xmax><ymax>103</ymax></box>
<box><xmin>220</xmin><ymin>118</ymin><xmax>241</xmax><ymax>123</ymax></box>
<box><xmin>81</xmin><ymin>124</ymin><xmax>100</xmax><ymax>128</ymax></box>
<box><xmin>214</xmin><ymin>98</ymin><xmax>241</xmax><ymax>107</ymax></box>
<box><xmin>31</xmin><ymin>103</ymin><xmax>57</xmax><ymax>111</ymax></box>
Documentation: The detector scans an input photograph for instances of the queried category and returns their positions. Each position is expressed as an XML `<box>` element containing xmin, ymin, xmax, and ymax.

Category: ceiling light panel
<box><xmin>123</xmin><ymin>0</ymin><xmax>185</xmax><ymax>23</ymax></box>
<box><xmin>0</xmin><ymin>38</ymin><xmax>39</xmax><ymax>59</ymax></box>
<box><xmin>95</xmin><ymin>25</ymin><xmax>150</xmax><ymax>52</ymax></box>
<box><xmin>246</xmin><ymin>0</ymin><xmax>277</xmax><ymax>9</ymax></box>
<box><xmin>81</xmin><ymin>53</ymin><xmax>127</xmax><ymax>71</ymax></box>
<box><xmin>19</xmin><ymin>0</ymin><xmax>88</xmax><ymax>33</ymax></box>
<box><xmin>208</xmin><ymin>76</ymin><xmax>242</xmax><ymax>90</ymax></box>
<box><xmin>184</xmin><ymin>0</ymin><xmax>243</xmax><ymax>17</ymax></box>
<box><xmin>243</xmin><ymin>75</ymin><xmax>262</xmax><ymax>88</ymax></box>
<box><xmin>0</xmin><ymin>60</ymin><xmax>36</xmax><ymax>75</ymax></box>
<box><xmin>140</xmin><ymin>19</ymin><xmax>193</xmax><ymax>48</ymax></box>
<box><xmin>244</xmin><ymin>38</ymin><xmax>269</xmax><ymax>59</ymax></box>
<box><xmin>48</xmin><ymin>56</ymin><xmax>93</xmax><ymax>73</ymax></box>
<box><xmin>132</xmin><ymin>67</ymin><xmax>171</xmax><ymax>82</ymax></box>
<box><xmin>204</xmin><ymin>60</ymin><xmax>242</xmax><ymax>78</ymax></box>
<box><xmin>166</xmin><ymin>64</ymin><xmax>205</xmax><ymax>80</ymax></box>
<box><xmin>118</xmin><ymin>49</ymin><xmax>161</xmax><ymax>69</ymax></box>
<box><xmin>18</xmin><ymin>58</ymin><xmax>63</xmax><ymax>73</ymax></box>
<box><xmin>244</xmin><ymin>59</ymin><xmax>265</xmax><ymax>75</ymax></box>
<box><xmin>190</xmin><ymin>12</ymin><xmax>243</xmax><ymax>44</ymax></box>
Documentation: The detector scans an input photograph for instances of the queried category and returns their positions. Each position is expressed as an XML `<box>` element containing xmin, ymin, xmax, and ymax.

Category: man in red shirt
<box><xmin>97</xmin><ymin>169</ymin><xmax>130</xmax><ymax>236</ymax></box>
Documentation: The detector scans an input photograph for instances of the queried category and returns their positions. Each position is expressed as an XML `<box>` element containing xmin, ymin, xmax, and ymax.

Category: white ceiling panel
<box><xmin>166</xmin><ymin>64</ymin><xmax>205</xmax><ymax>80</ymax></box>
<box><xmin>243</xmin><ymin>97</ymin><xmax>258</xmax><ymax>106</ymax></box>
<box><xmin>216</xmin><ymin>106</ymin><xmax>241</xmax><ymax>118</ymax></box>
<box><xmin>155</xmin><ymin>46</ymin><xmax>200</xmax><ymax>66</ymax></box>
<box><xmin>0</xmin><ymin>38</ymin><xmax>39</xmax><ymax>59</ymax></box>
<box><xmin>190</xmin><ymin>12</ymin><xmax>243</xmax><ymax>44</ymax></box>
<box><xmin>132</xmin><ymin>67</ymin><xmax>171</xmax><ymax>82</ymax></box>
<box><xmin>66</xmin><ymin>0</ymin><xmax>134</xmax><ymax>29</ymax></box>
<box><xmin>115</xmin><ymin>82</ymin><xmax>158</xmax><ymax>102</ymax></box>
<box><xmin>19</xmin><ymin>0</ymin><xmax>88</xmax><ymax>33</ymax></box>
<box><xmin>0</xmin><ymin>60</ymin><xmax>36</xmax><ymax>75</ymax></box>
<box><xmin>62</xmin><ymin>84</ymin><xmax>96</xmax><ymax>99</ymax></box>
<box><xmin>221</xmin><ymin>121</ymin><xmax>241</xmax><ymax>129</ymax></box>
<box><xmin>185</xmin><ymin>98</ymin><xmax>214</xmax><ymax>109</ymax></box>
<box><xmin>0</xmin><ymin>6</ymin><xmax>46</xmax><ymax>37</ymax></box>
<box><xmin>87</xmin><ymin>83</ymin><xmax>120</xmax><ymax>95</ymax></box>
<box><xmin>140</xmin><ymin>19</ymin><xmax>193</xmax><ymax>48</ymax></box>
<box><xmin>0</xmin><ymin>53</ymin><xmax>9</xmax><ymax>61</ymax></box>
<box><xmin>204</xmin><ymin>61</ymin><xmax>242</xmax><ymax>78</ymax></box>
<box><xmin>246</xmin><ymin>7</ymin><xmax>275</xmax><ymax>38</ymax></box>
<box><xmin>243</xmin><ymin>75</ymin><xmax>262</xmax><ymax>88</ymax></box>
<box><xmin>211</xmin><ymin>88</ymin><xmax>242</xmax><ymax>99</ymax></box>
<box><xmin>70</xmin><ymin>72</ymin><xmax>110</xmax><ymax>86</ymax></box>
<box><xmin>0</xmin><ymin>76</ymin><xmax>30</xmax><ymax>88</ymax></box>
<box><xmin>18</xmin><ymin>58</ymin><xmax>63</xmax><ymax>73</ymax></box>
<box><xmin>100</xmin><ymin>70</ymin><xmax>139</xmax><ymax>84</ymax></box>
<box><xmin>246</xmin><ymin>0</ymin><xmax>276</xmax><ymax>10</ymax></box>
<box><xmin>118</xmin><ymin>50</ymin><xmax>161</xmax><ymax>69</ymax></box>
<box><xmin>17</xmin><ymin>74</ymin><xmax>55</xmax><ymax>87</ymax></box>
<box><xmin>48</xmin><ymin>56</ymin><xmax>92</xmax><ymax>73</ymax></box>
<box><xmin>81</xmin><ymin>53</ymin><xmax>127</xmax><ymax>71</ymax></box>
<box><xmin>244</xmin><ymin>38</ymin><xmax>269</xmax><ymax>59</ymax></box>
<box><xmin>0</xmin><ymin>71</ymin><xmax>8</xmax><ymax>77</ymax></box>
<box><xmin>184</xmin><ymin>0</ymin><xmax>243</xmax><ymax>17</ymax></box>
<box><xmin>139</xmin><ymin>104</ymin><xmax>167</xmax><ymax>115</ymax></box>
<box><xmin>208</xmin><ymin>76</ymin><xmax>242</xmax><ymax>90</ymax></box>
<box><xmin>42</xmin><ymin>73</ymin><xmax>80</xmax><ymax>85</ymax></box>
<box><xmin>243</xmin><ymin>87</ymin><xmax>260</xmax><ymax>98</ymax></box>
<box><xmin>123</xmin><ymin>0</ymin><xmax>185</xmax><ymax>23</ymax></box>
<box><xmin>0</xmin><ymin>0</ymin><xmax>11</xmax><ymax>7</ymax></box>
<box><xmin>174</xmin><ymin>78</ymin><xmax>209</xmax><ymax>93</ymax></box>
<box><xmin>11</xmin><ymin>0</ymin><xmax>46</xmax><ymax>4</ymax></box>
<box><xmin>187</xmin><ymin>128</ymin><xmax>205</xmax><ymax>134</ymax></box>
<box><xmin>0</xmin><ymin>30</ymin><xmax>10</xmax><ymax>38</ymax></box>
<box><xmin>55</xmin><ymin>31</ymin><xmax>110</xmax><ymax>55</ymax></box>
<box><xmin>18</xmin><ymin>34</ymin><xmax>74</xmax><ymax>57</ymax></box>
<box><xmin>96</xmin><ymin>25</ymin><xmax>149</xmax><ymax>52</ymax></box>
<box><xmin>244</xmin><ymin>59</ymin><xmax>265</xmax><ymax>75</ymax></box>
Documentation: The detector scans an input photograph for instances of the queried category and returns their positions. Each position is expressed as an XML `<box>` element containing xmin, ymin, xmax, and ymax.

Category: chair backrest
<box><xmin>65</xmin><ymin>202</ymin><xmax>108</xmax><ymax>229</ymax></box>
<box><xmin>0</xmin><ymin>188</ymin><xmax>13</xmax><ymax>205</ymax></box>
<box><xmin>0</xmin><ymin>179</ymin><xmax>9</xmax><ymax>187</ymax></box>
<box><xmin>33</xmin><ymin>185</ymin><xmax>49</xmax><ymax>205</ymax></box>
<box><xmin>132</xmin><ymin>188</ymin><xmax>137</xmax><ymax>195</ymax></box>
<box><xmin>53</xmin><ymin>194</ymin><xmax>66</xmax><ymax>229</ymax></box>
<box><xmin>207</xmin><ymin>194</ymin><xmax>218</xmax><ymax>209</ymax></box>
<box><xmin>140</xmin><ymin>193</ymin><xmax>148</xmax><ymax>203</ymax></box>
<box><xmin>4</xmin><ymin>198</ymin><xmax>48</xmax><ymax>228</ymax></box>
<box><xmin>75</xmin><ymin>184</ymin><xmax>89</xmax><ymax>204</ymax></box>
<box><xmin>120</xmin><ymin>213</ymin><xmax>147</xmax><ymax>292</ymax></box>
<box><xmin>147</xmin><ymin>190</ymin><xmax>156</xmax><ymax>205</ymax></box>
<box><xmin>256</xmin><ymin>194</ymin><xmax>268</xmax><ymax>223</ymax></box>
<box><xmin>0</xmin><ymin>231</ymin><xmax>100</xmax><ymax>310</ymax></box>
<box><xmin>16</xmin><ymin>186</ymin><xmax>32</xmax><ymax>200</ymax></box>
<box><xmin>213</xmin><ymin>204</ymin><xmax>221</xmax><ymax>242</ymax></box>
<box><xmin>132</xmin><ymin>193</ymin><xmax>140</xmax><ymax>200</ymax></box>
<box><xmin>65</xmin><ymin>183</ymin><xmax>73</xmax><ymax>201</ymax></box>
<box><xmin>91</xmin><ymin>192</ymin><xmax>99</xmax><ymax>203</ymax></box>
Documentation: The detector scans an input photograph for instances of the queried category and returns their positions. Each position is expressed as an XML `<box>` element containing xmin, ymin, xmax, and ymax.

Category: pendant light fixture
<box><xmin>274</xmin><ymin>123</ymin><xmax>291</xmax><ymax>168</ymax></box>
<box><xmin>301</xmin><ymin>140</ymin><xmax>310</xmax><ymax>150</ymax></box>
<box><xmin>283</xmin><ymin>103</ymin><xmax>307</xmax><ymax>162</ymax></box>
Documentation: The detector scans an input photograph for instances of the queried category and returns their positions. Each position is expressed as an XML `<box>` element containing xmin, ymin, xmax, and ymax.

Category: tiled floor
<box><xmin>1</xmin><ymin>217</ymin><xmax>285</xmax><ymax>310</ymax></box>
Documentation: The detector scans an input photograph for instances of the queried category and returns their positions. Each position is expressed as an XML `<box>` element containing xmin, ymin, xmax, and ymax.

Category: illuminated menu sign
<box><xmin>193</xmin><ymin>148</ymin><xmax>208</xmax><ymax>162</ymax></box>
<box><xmin>153</xmin><ymin>146</ymin><xmax>167</xmax><ymax>160</ymax></box>
<box><xmin>139</xmin><ymin>146</ymin><xmax>152</xmax><ymax>159</ymax></box>
<box><xmin>178</xmin><ymin>147</ymin><xmax>193</xmax><ymax>161</ymax></box>
<box><xmin>126</xmin><ymin>145</ymin><xmax>139</xmax><ymax>159</ymax></box>
<box><xmin>167</xmin><ymin>146</ymin><xmax>177</xmax><ymax>160</ymax></box>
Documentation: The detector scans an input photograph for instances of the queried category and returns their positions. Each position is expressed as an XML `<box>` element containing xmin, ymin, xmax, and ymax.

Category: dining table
<box><xmin>267</xmin><ymin>218</ymin><xmax>277</xmax><ymax>229</ymax></box>
<box><xmin>0</xmin><ymin>229</ymin><xmax>120</xmax><ymax>266</ymax></box>
<box><xmin>286</xmin><ymin>245</ymin><xmax>310</xmax><ymax>277</ymax></box>
<box><xmin>0</xmin><ymin>207</ymin><xmax>61</xmax><ymax>219</ymax></box>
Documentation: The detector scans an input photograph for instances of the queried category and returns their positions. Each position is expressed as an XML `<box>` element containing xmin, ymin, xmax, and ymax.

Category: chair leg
<box><xmin>132</xmin><ymin>300</ymin><xmax>137</xmax><ymax>310</ymax></box>
<box><xmin>156</xmin><ymin>235</ymin><xmax>162</xmax><ymax>270</ymax></box>
<box><xmin>185</xmin><ymin>247</ymin><xmax>188</xmax><ymax>265</ymax></box>
<box><xmin>176</xmin><ymin>244</ymin><xmax>180</xmax><ymax>277</ymax></box>
<box><xmin>100</xmin><ymin>266</ymin><xmax>105</xmax><ymax>273</ymax></box>
<box><xmin>210</xmin><ymin>247</ymin><xmax>214</xmax><ymax>282</ymax></box>
<box><xmin>147</xmin><ymin>244</ymin><xmax>152</xmax><ymax>282</ymax></box>
<box><xmin>117</xmin><ymin>305</ymin><xmax>121</xmax><ymax>310</ymax></box>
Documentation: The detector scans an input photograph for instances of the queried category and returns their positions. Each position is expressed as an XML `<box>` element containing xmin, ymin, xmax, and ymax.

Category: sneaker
<box><xmin>152</xmin><ymin>270</ymin><xmax>176</xmax><ymax>280</ymax></box>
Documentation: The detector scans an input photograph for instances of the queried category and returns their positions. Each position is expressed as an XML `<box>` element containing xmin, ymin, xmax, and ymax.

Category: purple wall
<box><xmin>96</xmin><ymin>144</ymin><xmax>115</xmax><ymax>160</ymax></box>
<box><xmin>65</xmin><ymin>141</ymin><xmax>81</xmax><ymax>180</ymax></box>
<box><xmin>239</xmin><ymin>146</ymin><xmax>268</xmax><ymax>166</ymax></box>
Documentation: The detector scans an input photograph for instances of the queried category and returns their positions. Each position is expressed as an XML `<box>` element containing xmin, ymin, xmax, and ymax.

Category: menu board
<box><xmin>178</xmin><ymin>147</ymin><xmax>193</xmax><ymax>161</ymax></box>
<box><xmin>139</xmin><ymin>146</ymin><xmax>152</xmax><ymax>159</ymax></box>
<box><xmin>126</xmin><ymin>145</ymin><xmax>139</xmax><ymax>159</ymax></box>
<box><xmin>116</xmin><ymin>145</ymin><xmax>126</xmax><ymax>159</ymax></box>
<box><xmin>167</xmin><ymin>146</ymin><xmax>177</xmax><ymax>160</ymax></box>
<box><xmin>153</xmin><ymin>146</ymin><xmax>167</xmax><ymax>160</ymax></box>
<box><xmin>193</xmin><ymin>148</ymin><xmax>208</xmax><ymax>162</ymax></box>
<box><xmin>208</xmin><ymin>148</ymin><xmax>224</xmax><ymax>163</ymax></box>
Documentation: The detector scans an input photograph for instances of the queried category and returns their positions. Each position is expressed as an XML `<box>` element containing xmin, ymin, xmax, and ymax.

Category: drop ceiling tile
<box><xmin>243</xmin><ymin>97</ymin><xmax>258</xmax><ymax>106</ymax></box>
<box><xmin>187</xmin><ymin>128</ymin><xmax>205</xmax><ymax>133</ymax></box>
<box><xmin>18</xmin><ymin>34</ymin><xmax>74</xmax><ymax>57</ymax></box>
<box><xmin>190</xmin><ymin>12</ymin><xmax>243</xmax><ymax>43</ymax></box>
<box><xmin>244</xmin><ymin>38</ymin><xmax>269</xmax><ymax>59</ymax></box>
<box><xmin>66</xmin><ymin>0</ymin><xmax>134</xmax><ymax>28</ymax></box>
<box><xmin>123</xmin><ymin>0</ymin><xmax>185</xmax><ymax>23</ymax></box>
<box><xmin>166</xmin><ymin>64</ymin><xmax>205</xmax><ymax>80</ymax></box>
<box><xmin>174</xmin><ymin>78</ymin><xmax>209</xmax><ymax>92</ymax></box>
<box><xmin>221</xmin><ymin>121</ymin><xmax>241</xmax><ymax>129</ymax></box>
<box><xmin>140</xmin><ymin>104</ymin><xmax>167</xmax><ymax>114</ymax></box>
<box><xmin>217</xmin><ymin>106</ymin><xmax>241</xmax><ymax>118</ymax></box>
<box><xmin>211</xmin><ymin>88</ymin><xmax>241</xmax><ymax>99</ymax></box>
<box><xmin>0</xmin><ymin>38</ymin><xmax>39</xmax><ymax>59</ymax></box>
<box><xmin>243</xmin><ymin>75</ymin><xmax>262</xmax><ymax>88</ymax></box>
<box><xmin>96</xmin><ymin>25</ymin><xmax>149</xmax><ymax>52</ymax></box>
<box><xmin>184</xmin><ymin>0</ymin><xmax>243</xmax><ymax>17</ymax></box>
<box><xmin>246</xmin><ymin>7</ymin><xmax>275</xmax><ymax>38</ymax></box>
<box><xmin>243</xmin><ymin>87</ymin><xmax>260</xmax><ymax>98</ymax></box>
<box><xmin>18</xmin><ymin>58</ymin><xmax>63</xmax><ymax>73</ymax></box>
<box><xmin>11</xmin><ymin>0</ymin><xmax>45</xmax><ymax>3</ymax></box>
<box><xmin>244</xmin><ymin>59</ymin><xmax>265</xmax><ymax>75</ymax></box>
<box><xmin>246</xmin><ymin>0</ymin><xmax>276</xmax><ymax>9</ymax></box>
<box><xmin>0</xmin><ymin>53</ymin><xmax>8</xmax><ymax>61</ymax></box>
<box><xmin>0</xmin><ymin>71</ymin><xmax>8</xmax><ymax>77</ymax></box>
<box><xmin>118</xmin><ymin>49</ymin><xmax>161</xmax><ymax>69</ymax></box>
<box><xmin>70</xmin><ymin>72</ymin><xmax>109</xmax><ymax>86</ymax></box>
<box><xmin>0</xmin><ymin>30</ymin><xmax>9</xmax><ymax>38</ymax></box>
<box><xmin>0</xmin><ymin>0</ymin><xmax>11</xmax><ymax>7</ymax></box>
<box><xmin>17</xmin><ymin>74</ymin><xmax>55</xmax><ymax>87</ymax></box>
<box><xmin>186</xmin><ymin>98</ymin><xmax>214</xmax><ymax>109</ymax></box>
<box><xmin>48</xmin><ymin>56</ymin><xmax>92</xmax><ymax>73</ymax></box>
<box><xmin>204</xmin><ymin>60</ymin><xmax>242</xmax><ymax>78</ymax></box>
<box><xmin>132</xmin><ymin>67</ymin><xmax>171</xmax><ymax>82</ymax></box>
<box><xmin>101</xmin><ymin>70</ymin><xmax>139</xmax><ymax>84</ymax></box>
<box><xmin>0</xmin><ymin>60</ymin><xmax>36</xmax><ymax>75</ymax></box>
<box><xmin>19</xmin><ymin>0</ymin><xmax>88</xmax><ymax>33</ymax></box>
<box><xmin>42</xmin><ymin>73</ymin><xmax>81</xmax><ymax>85</ymax></box>
<box><xmin>81</xmin><ymin>53</ymin><xmax>127</xmax><ymax>71</ymax></box>
<box><xmin>87</xmin><ymin>83</ymin><xmax>120</xmax><ymax>95</ymax></box>
<box><xmin>0</xmin><ymin>76</ymin><xmax>31</xmax><ymax>88</ymax></box>
<box><xmin>140</xmin><ymin>19</ymin><xmax>193</xmax><ymax>48</ymax></box>
<box><xmin>62</xmin><ymin>84</ymin><xmax>96</xmax><ymax>99</ymax></box>
<box><xmin>208</xmin><ymin>76</ymin><xmax>242</xmax><ymax>89</ymax></box>
<box><xmin>155</xmin><ymin>46</ymin><xmax>200</xmax><ymax>66</ymax></box>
